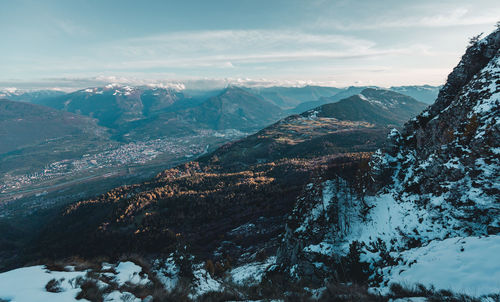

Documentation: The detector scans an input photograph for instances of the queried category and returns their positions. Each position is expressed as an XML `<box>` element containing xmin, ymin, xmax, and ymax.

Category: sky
<box><xmin>0</xmin><ymin>0</ymin><xmax>499</xmax><ymax>90</ymax></box>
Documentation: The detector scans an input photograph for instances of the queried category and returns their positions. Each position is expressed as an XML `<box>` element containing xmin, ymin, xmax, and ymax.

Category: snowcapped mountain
<box><xmin>0</xmin><ymin>88</ymin><xmax>66</xmax><ymax>103</ymax></box>
<box><xmin>37</xmin><ymin>85</ymin><xmax>188</xmax><ymax>128</ymax></box>
<box><xmin>274</xmin><ymin>28</ymin><xmax>500</xmax><ymax>297</ymax></box>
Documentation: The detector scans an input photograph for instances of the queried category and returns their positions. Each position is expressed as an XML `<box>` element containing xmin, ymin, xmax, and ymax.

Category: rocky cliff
<box><xmin>274</xmin><ymin>28</ymin><xmax>500</xmax><ymax>296</ymax></box>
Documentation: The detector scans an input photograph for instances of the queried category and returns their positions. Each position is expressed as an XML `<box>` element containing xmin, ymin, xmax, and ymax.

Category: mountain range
<box><xmin>0</xmin><ymin>86</ymin><xmax>426</xmax><ymax>261</ymax></box>
<box><xmin>0</xmin><ymin>89</ymin><xmax>66</xmax><ymax>103</ymax></box>
<box><xmin>0</xmin><ymin>27</ymin><xmax>495</xmax><ymax>300</ymax></box>
<box><xmin>0</xmin><ymin>83</ymin><xmax>432</xmax><ymax>203</ymax></box>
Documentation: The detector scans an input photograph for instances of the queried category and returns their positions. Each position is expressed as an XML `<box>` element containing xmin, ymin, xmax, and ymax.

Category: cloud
<box><xmin>0</xmin><ymin>75</ymin><xmax>185</xmax><ymax>91</ymax></box>
<box><xmin>379</xmin><ymin>8</ymin><xmax>498</xmax><ymax>28</ymax></box>
<box><xmin>315</xmin><ymin>8</ymin><xmax>499</xmax><ymax>30</ymax></box>
<box><xmin>79</xmin><ymin>29</ymin><xmax>431</xmax><ymax>71</ymax></box>
<box><xmin>0</xmin><ymin>75</ymin><xmax>342</xmax><ymax>91</ymax></box>
<box><xmin>4</xmin><ymin>29</ymin><xmax>422</xmax><ymax>74</ymax></box>
<box><xmin>111</xmin><ymin>30</ymin><xmax>376</xmax><ymax>61</ymax></box>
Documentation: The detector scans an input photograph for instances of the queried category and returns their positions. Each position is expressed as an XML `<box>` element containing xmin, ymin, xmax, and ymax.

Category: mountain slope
<box><xmin>125</xmin><ymin>87</ymin><xmax>284</xmax><ymax>138</ymax></box>
<box><xmin>289</xmin><ymin>85</ymin><xmax>439</xmax><ymax>114</ymax></box>
<box><xmin>288</xmin><ymin>86</ymin><xmax>369</xmax><ymax>114</ymax></box>
<box><xmin>313</xmin><ymin>88</ymin><xmax>427</xmax><ymax>126</ymax></box>
<box><xmin>274</xmin><ymin>28</ymin><xmax>500</xmax><ymax>297</ymax></box>
<box><xmin>248</xmin><ymin>85</ymin><xmax>341</xmax><ymax>108</ymax></box>
<box><xmin>38</xmin><ymin>85</ymin><xmax>187</xmax><ymax>128</ymax></box>
<box><xmin>203</xmin><ymin>88</ymin><xmax>425</xmax><ymax>170</ymax></box>
<box><xmin>178</xmin><ymin>87</ymin><xmax>283</xmax><ymax>131</ymax></box>
<box><xmin>0</xmin><ymin>99</ymin><xmax>109</xmax><ymax>155</ymax></box>
<box><xmin>0</xmin><ymin>100</ymin><xmax>115</xmax><ymax>196</ymax></box>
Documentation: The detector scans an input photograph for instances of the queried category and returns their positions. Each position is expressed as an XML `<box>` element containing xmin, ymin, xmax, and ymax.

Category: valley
<box><xmin>0</xmin><ymin>85</ymin><xmax>432</xmax><ymax>213</ymax></box>
<box><xmin>0</xmin><ymin>130</ymin><xmax>245</xmax><ymax>203</ymax></box>
<box><xmin>0</xmin><ymin>20</ymin><xmax>497</xmax><ymax>301</ymax></box>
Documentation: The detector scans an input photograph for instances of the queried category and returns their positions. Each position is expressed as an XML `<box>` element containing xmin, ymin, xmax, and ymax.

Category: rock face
<box><xmin>386</xmin><ymin>29</ymin><xmax>500</xmax><ymax>232</ymax></box>
<box><xmin>275</xmin><ymin>28</ymin><xmax>500</xmax><ymax>293</ymax></box>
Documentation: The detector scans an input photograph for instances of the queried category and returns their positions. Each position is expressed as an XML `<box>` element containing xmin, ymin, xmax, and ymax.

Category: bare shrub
<box><xmin>45</xmin><ymin>278</ymin><xmax>64</xmax><ymax>293</ymax></box>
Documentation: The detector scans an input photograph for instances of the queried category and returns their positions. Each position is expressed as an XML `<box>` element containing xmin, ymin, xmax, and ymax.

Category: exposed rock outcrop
<box><xmin>275</xmin><ymin>28</ymin><xmax>500</xmax><ymax>294</ymax></box>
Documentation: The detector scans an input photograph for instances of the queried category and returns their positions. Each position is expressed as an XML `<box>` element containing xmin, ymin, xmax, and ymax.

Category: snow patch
<box><xmin>381</xmin><ymin>235</ymin><xmax>500</xmax><ymax>297</ymax></box>
<box><xmin>189</xmin><ymin>265</ymin><xmax>223</xmax><ymax>298</ymax></box>
<box><xmin>114</xmin><ymin>261</ymin><xmax>149</xmax><ymax>285</ymax></box>
<box><xmin>0</xmin><ymin>266</ymin><xmax>87</xmax><ymax>302</ymax></box>
<box><xmin>229</xmin><ymin>257</ymin><xmax>276</xmax><ymax>286</ymax></box>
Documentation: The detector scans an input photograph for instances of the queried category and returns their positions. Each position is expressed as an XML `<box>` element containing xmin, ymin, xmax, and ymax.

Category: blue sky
<box><xmin>0</xmin><ymin>0</ymin><xmax>498</xmax><ymax>90</ymax></box>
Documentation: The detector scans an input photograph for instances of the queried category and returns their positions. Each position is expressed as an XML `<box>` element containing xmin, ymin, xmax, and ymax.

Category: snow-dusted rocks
<box><xmin>274</xmin><ymin>28</ymin><xmax>500</xmax><ymax>298</ymax></box>
<box><xmin>228</xmin><ymin>256</ymin><xmax>276</xmax><ymax>286</ymax></box>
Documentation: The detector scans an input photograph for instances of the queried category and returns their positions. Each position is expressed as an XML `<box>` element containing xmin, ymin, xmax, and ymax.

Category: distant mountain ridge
<box><xmin>120</xmin><ymin>87</ymin><xmax>285</xmax><ymax>139</ymax></box>
<box><xmin>288</xmin><ymin>85</ymin><xmax>438</xmax><ymax>114</ymax></box>
<box><xmin>312</xmin><ymin>88</ymin><xmax>427</xmax><ymax>125</ymax></box>
<box><xmin>36</xmin><ymin>85</ymin><xmax>188</xmax><ymax>128</ymax></box>
<box><xmin>175</xmin><ymin>87</ymin><xmax>283</xmax><ymax>131</ymax></box>
<box><xmin>247</xmin><ymin>85</ymin><xmax>341</xmax><ymax>108</ymax></box>
<box><xmin>205</xmin><ymin>88</ymin><xmax>426</xmax><ymax>170</ymax></box>
<box><xmin>14</xmin><ymin>84</ymin><xmax>439</xmax><ymax>120</ymax></box>
<box><xmin>390</xmin><ymin>84</ymin><xmax>442</xmax><ymax>104</ymax></box>
<box><xmin>0</xmin><ymin>89</ymin><xmax>66</xmax><ymax>103</ymax></box>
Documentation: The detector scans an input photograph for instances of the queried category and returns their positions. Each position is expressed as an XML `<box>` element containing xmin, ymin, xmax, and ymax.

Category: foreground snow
<box><xmin>380</xmin><ymin>235</ymin><xmax>500</xmax><ymax>296</ymax></box>
<box><xmin>0</xmin><ymin>266</ymin><xmax>87</xmax><ymax>302</ymax></box>
<box><xmin>0</xmin><ymin>261</ymin><xmax>150</xmax><ymax>302</ymax></box>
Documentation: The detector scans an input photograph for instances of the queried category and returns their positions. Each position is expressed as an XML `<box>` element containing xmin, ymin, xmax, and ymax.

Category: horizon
<box><xmin>0</xmin><ymin>81</ymin><xmax>442</xmax><ymax>94</ymax></box>
<box><xmin>1</xmin><ymin>0</ymin><xmax>498</xmax><ymax>90</ymax></box>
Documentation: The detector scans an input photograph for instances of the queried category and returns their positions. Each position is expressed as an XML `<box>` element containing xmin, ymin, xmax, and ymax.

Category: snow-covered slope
<box><xmin>0</xmin><ymin>261</ymin><xmax>151</xmax><ymax>302</ymax></box>
<box><xmin>274</xmin><ymin>29</ymin><xmax>500</xmax><ymax>297</ymax></box>
<box><xmin>380</xmin><ymin>235</ymin><xmax>500</xmax><ymax>296</ymax></box>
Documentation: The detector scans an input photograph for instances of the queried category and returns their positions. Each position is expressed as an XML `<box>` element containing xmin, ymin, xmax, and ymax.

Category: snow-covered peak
<box><xmin>104</xmin><ymin>83</ymin><xmax>121</xmax><ymax>89</ymax></box>
<box><xmin>77</xmin><ymin>84</ymin><xmax>185</xmax><ymax>97</ymax></box>
<box><xmin>0</xmin><ymin>87</ymin><xmax>20</xmax><ymax>95</ymax></box>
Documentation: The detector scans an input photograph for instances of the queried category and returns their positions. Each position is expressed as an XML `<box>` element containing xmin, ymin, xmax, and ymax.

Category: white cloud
<box><xmin>4</xmin><ymin>29</ymin><xmax>426</xmax><ymax>74</ymax></box>
<box><xmin>315</xmin><ymin>8</ymin><xmax>499</xmax><ymax>30</ymax></box>
<box><xmin>76</xmin><ymin>29</ymin><xmax>434</xmax><ymax>72</ymax></box>
<box><xmin>111</xmin><ymin>29</ymin><xmax>375</xmax><ymax>58</ymax></box>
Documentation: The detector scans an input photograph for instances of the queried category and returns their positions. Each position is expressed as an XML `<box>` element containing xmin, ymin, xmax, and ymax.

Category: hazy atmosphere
<box><xmin>1</xmin><ymin>0</ymin><xmax>499</xmax><ymax>90</ymax></box>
